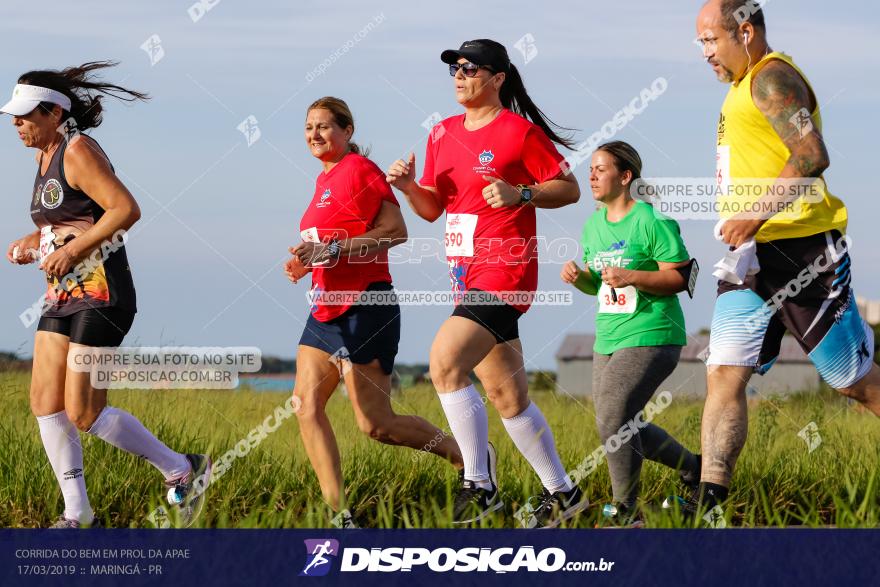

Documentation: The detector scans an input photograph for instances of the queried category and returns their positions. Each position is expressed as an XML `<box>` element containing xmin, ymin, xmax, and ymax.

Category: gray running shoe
<box><xmin>165</xmin><ymin>453</ymin><xmax>212</xmax><ymax>528</ymax></box>
<box><xmin>49</xmin><ymin>515</ymin><xmax>102</xmax><ymax>529</ymax></box>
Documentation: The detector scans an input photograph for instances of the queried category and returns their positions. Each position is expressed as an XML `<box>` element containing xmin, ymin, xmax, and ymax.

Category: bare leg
<box><xmin>700</xmin><ymin>365</ymin><xmax>752</xmax><ymax>487</ymax></box>
<box><xmin>293</xmin><ymin>345</ymin><xmax>343</xmax><ymax>510</ymax></box>
<box><xmin>474</xmin><ymin>339</ymin><xmax>529</xmax><ymax>419</ymax></box>
<box><xmin>63</xmin><ymin>345</ymin><xmax>108</xmax><ymax>431</ymax></box>
<box><xmin>344</xmin><ymin>359</ymin><xmax>463</xmax><ymax>468</ymax></box>
<box><xmin>478</xmin><ymin>339</ymin><xmax>572</xmax><ymax>493</ymax></box>
<box><xmin>429</xmin><ymin>316</ymin><xmax>498</xmax><ymax>392</ymax></box>
<box><xmin>429</xmin><ymin>317</ymin><xmax>498</xmax><ymax>486</ymax></box>
<box><xmin>29</xmin><ymin>331</ymin><xmax>68</xmax><ymax>417</ymax></box>
<box><xmin>837</xmin><ymin>364</ymin><xmax>880</xmax><ymax>416</ymax></box>
<box><xmin>31</xmin><ymin>331</ymin><xmax>94</xmax><ymax>524</ymax></box>
<box><xmin>67</xmin><ymin>343</ymin><xmax>190</xmax><ymax>481</ymax></box>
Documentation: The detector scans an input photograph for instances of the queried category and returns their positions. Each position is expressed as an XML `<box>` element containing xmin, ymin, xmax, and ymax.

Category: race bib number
<box><xmin>445</xmin><ymin>213</ymin><xmax>477</xmax><ymax>257</ymax></box>
<box><xmin>300</xmin><ymin>227</ymin><xmax>320</xmax><ymax>243</ymax></box>
<box><xmin>39</xmin><ymin>226</ymin><xmax>57</xmax><ymax>264</ymax></box>
<box><xmin>300</xmin><ymin>226</ymin><xmax>328</xmax><ymax>267</ymax></box>
<box><xmin>598</xmin><ymin>283</ymin><xmax>638</xmax><ymax>314</ymax></box>
<box><xmin>716</xmin><ymin>145</ymin><xmax>731</xmax><ymax>195</ymax></box>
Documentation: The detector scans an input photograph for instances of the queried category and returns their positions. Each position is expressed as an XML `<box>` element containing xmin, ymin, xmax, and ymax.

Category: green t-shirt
<box><xmin>580</xmin><ymin>200</ymin><xmax>689</xmax><ymax>354</ymax></box>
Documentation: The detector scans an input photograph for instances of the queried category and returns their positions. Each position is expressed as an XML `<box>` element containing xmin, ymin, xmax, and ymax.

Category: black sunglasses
<box><xmin>448</xmin><ymin>62</ymin><xmax>496</xmax><ymax>78</ymax></box>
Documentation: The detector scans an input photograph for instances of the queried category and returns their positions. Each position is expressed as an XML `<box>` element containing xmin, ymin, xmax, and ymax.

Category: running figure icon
<box><xmin>301</xmin><ymin>540</ymin><xmax>338</xmax><ymax>576</ymax></box>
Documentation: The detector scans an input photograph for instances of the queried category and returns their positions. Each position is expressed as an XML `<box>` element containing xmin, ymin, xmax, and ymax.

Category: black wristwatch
<box><xmin>517</xmin><ymin>184</ymin><xmax>533</xmax><ymax>205</ymax></box>
<box><xmin>326</xmin><ymin>239</ymin><xmax>342</xmax><ymax>259</ymax></box>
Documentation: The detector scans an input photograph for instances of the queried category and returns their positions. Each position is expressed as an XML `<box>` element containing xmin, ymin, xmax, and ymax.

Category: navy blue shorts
<box><xmin>298</xmin><ymin>282</ymin><xmax>400</xmax><ymax>375</ymax></box>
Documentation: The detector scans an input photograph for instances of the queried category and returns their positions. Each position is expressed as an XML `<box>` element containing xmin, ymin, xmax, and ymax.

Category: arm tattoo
<box><xmin>752</xmin><ymin>61</ymin><xmax>830</xmax><ymax>178</ymax></box>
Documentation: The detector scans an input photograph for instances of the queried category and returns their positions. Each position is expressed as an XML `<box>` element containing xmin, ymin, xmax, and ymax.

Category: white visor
<box><xmin>0</xmin><ymin>84</ymin><xmax>72</xmax><ymax>116</ymax></box>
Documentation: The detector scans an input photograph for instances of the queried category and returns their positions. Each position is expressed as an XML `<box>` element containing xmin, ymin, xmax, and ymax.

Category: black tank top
<box><xmin>30</xmin><ymin>136</ymin><xmax>136</xmax><ymax>317</ymax></box>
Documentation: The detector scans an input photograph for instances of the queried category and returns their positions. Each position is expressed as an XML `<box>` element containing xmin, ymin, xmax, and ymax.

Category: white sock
<box><xmin>87</xmin><ymin>406</ymin><xmax>190</xmax><ymax>481</ymax></box>
<box><xmin>36</xmin><ymin>411</ymin><xmax>94</xmax><ymax>524</ymax></box>
<box><xmin>438</xmin><ymin>385</ymin><xmax>491</xmax><ymax>490</ymax></box>
<box><xmin>502</xmin><ymin>402</ymin><xmax>573</xmax><ymax>493</ymax></box>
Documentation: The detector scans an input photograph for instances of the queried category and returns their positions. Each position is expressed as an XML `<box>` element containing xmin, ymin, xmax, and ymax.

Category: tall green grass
<box><xmin>1</xmin><ymin>372</ymin><xmax>878</xmax><ymax>528</ymax></box>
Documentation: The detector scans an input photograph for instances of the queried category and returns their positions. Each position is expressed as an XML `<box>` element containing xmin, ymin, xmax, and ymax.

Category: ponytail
<box><xmin>499</xmin><ymin>63</ymin><xmax>575</xmax><ymax>149</ymax></box>
<box><xmin>20</xmin><ymin>61</ymin><xmax>148</xmax><ymax>131</ymax></box>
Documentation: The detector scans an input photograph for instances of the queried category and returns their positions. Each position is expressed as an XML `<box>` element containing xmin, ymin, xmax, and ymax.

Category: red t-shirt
<box><xmin>420</xmin><ymin>109</ymin><xmax>567</xmax><ymax>312</ymax></box>
<box><xmin>299</xmin><ymin>152</ymin><xmax>398</xmax><ymax>322</ymax></box>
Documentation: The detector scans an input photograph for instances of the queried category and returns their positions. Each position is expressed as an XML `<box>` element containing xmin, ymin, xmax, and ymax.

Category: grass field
<box><xmin>2</xmin><ymin>371</ymin><xmax>879</xmax><ymax>529</ymax></box>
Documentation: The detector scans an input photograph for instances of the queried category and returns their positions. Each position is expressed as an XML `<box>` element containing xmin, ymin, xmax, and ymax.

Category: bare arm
<box><xmin>602</xmin><ymin>260</ymin><xmax>690</xmax><ymax>296</ymax></box>
<box><xmin>573</xmin><ymin>270</ymin><xmax>599</xmax><ymax>295</ymax></box>
<box><xmin>753</xmin><ymin>60</ymin><xmax>828</xmax><ymax>179</ymax></box>
<box><xmin>342</xmin><ymin>201</ymin><xmax>407</xmax><ymax>257</ymax></box>
<box><xmin>560</xmin><ymin>260</ymin><xmax>599</xmax><ymax>296</ymax></box>
<box><xmin>291</xmin><ymin>200</ymin><xmax>407</xmax><ymax>266</ymax></box>
<box><xmin>6</xmin><ymin>229</ymin><xmax>40</xmax><ymax>264</ymax></box>
<box><xmin>721</xmin><ymin>60</ymin><xmax>829</xmax><ymax>246</ymax></box>
<box><xmin>400</xmin><ymin>183</ymin><xmax>444</xmax><ymax>223</ymax></box>
<box><xmin>40</xmin><ymin>137</ymin><xmax>140</xmax><ymax>277</ymax></box>
<box><xmin>525</xmin><ymin>173</ymin><xmax>580</xmax><ymax>209</ymax></box>
<box><xmin>62</xmin><ymin>137</ymin><xmax>140</xmax><ymax>259</ymax></box>
<box><xmin>386</xmin><ymin>153</ymin><xmax>445</xmax><ymax>222</ymax></box>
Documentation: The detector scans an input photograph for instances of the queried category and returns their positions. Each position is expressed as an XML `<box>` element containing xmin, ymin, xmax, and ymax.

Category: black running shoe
<box><xmin>531</xmin><ymin>485</ymin><xmax>589</xmax><ymax>529</ymax></box>
<box><xmin>453</xmin><ymin>443</ymin><xmax>503</xmax><ymax>524</ymax></box>
<box><xmin>680</xmin><ymin>488</ymin><xmax>726</xmax><ymax>528</ymax></box>
<box><xmin>679</xmin><ymin>454</ymin><xmax>702</xmax><ymax>494</ymax></box>
<box><xmin>662</xmin><ymin>455</ymin><xmax>702</xmax><ymax>515</ymax></box>
<box><xmin>452</xmin><ymin>480</ymin><xmax>503</xmax><ymax>524</ymax></box>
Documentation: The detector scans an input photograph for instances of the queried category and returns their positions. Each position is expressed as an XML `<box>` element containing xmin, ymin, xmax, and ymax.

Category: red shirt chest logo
<box><xmin>316</xmin><ymin>188</ymin><xmax>332</xmax><ymax>208</ymax></box>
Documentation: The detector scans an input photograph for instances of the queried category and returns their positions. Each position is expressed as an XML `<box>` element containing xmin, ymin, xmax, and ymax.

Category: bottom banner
<box><xmin>1</xmin><ymin>529</ymin><xmax>875</xmax><ymax>586</ymax></box>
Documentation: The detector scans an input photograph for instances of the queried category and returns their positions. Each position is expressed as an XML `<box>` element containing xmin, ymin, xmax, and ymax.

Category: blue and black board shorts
<box><xmin>707</xmin><ymin>230</ymin><xmax>874</xmax><ymax>388</ymax></box>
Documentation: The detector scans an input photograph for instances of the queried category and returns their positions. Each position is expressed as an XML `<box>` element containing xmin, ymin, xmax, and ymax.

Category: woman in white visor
<box><xmin>3</xmin><ymin>62</ymin><xmax>210</xmax><ymax>528</ymax></box>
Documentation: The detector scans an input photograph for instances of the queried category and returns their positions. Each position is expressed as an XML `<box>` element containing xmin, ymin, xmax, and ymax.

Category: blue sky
<box><xmin>1</xmin><ymin>0</ymin><xmax>877</xmax><ymax>369</ymax></box>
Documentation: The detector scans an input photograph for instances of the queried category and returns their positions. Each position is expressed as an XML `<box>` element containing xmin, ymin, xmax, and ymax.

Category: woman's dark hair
<box><xmin>596</xmin><ymin>141</ymin><xmax>642</xmax><ymax>184</ymax></box>
<box><xmin>307</xmin><ymin>96</ymin><xmax>370</xmax><ymax>157</ymax></box>
<box><xmin>19</xmin><ymin>61</ymin><xmax>149</xmax><ymax>131</ymax></box>
<box><xmin>499</xmin><ymin>62</ymin><xmax>575</xmax><ymax>149</ymax></box>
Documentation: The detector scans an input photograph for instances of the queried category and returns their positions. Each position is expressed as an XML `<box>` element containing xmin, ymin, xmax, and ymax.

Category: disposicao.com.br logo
<box><xmin>302</xmin><ymin>541</ymin><xmax>615</xmax><ymax>575</ymax></box>
<box><xmin>300</xmin><ymin>539</ymin><xmax>340</xmax><ymax>577</ymax></box>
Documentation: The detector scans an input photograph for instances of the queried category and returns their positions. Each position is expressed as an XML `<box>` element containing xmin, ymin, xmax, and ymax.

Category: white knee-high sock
<box><xmin>438</xmin><ymin>385</ymin><xmax>491</xmax><ymax>489</ymax></box>
<box><xmin>87</xmin><ymin>406</ymin><xmax>190</xmax><ymax>481</ymax></box>
<box><xmin>502</xmin><ymin>402</ymin><xmax>572</xmax><ymax>493</ymax></box>
<box><xmin>36</xmin><ymin>411</ymin><xmax>93</xmax><ymax>524</ymax></box>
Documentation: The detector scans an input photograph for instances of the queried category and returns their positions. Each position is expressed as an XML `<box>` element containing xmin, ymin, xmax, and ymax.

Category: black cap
<box><xmin>440</xmin><ymin>39</ymin><xmax>510</xmax><ymax>73</ymax></box>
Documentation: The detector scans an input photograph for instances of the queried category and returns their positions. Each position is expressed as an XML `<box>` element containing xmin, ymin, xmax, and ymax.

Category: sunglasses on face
<box><xmin>448</xmin><ymin>62</ymin><xmax>496</xmax><ymax>78</ymax></box>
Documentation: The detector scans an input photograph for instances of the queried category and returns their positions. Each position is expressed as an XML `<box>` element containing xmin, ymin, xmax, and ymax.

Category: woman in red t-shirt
<box><xmin>386</xmin><ymin>39</ymin><xmax>585</xmax><ymax>527</ymax></box>
<box><xmin>285</xmin><ymin>97</ymin><xmax>462</xmax><ymax>527</ymax></box>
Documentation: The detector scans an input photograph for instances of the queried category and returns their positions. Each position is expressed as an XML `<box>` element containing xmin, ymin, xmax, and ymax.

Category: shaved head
<box><xmin>701</xmin><ymin>0</ymin><xmax>767</xmax><ymax>38</ymax></box>
<box><xmin>696</xmin><ymin>0</ymin><xmax>770</xmax><ymax>83</ymax></box>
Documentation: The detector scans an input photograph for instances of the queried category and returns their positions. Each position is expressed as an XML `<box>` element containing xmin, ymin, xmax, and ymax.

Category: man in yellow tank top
<box><xmin>685</xmin><ymin>0</ymin><xmax>880</xmax><ymax>523</ymax></box>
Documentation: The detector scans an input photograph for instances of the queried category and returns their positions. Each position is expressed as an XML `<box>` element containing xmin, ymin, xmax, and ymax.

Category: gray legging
<box><xmin>592</xmin><ymin>345</ymin><xmax>698</xmax><ymax>508</ymax></box>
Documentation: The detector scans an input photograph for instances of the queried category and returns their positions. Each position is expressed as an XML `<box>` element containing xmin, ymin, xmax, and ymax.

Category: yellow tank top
<box><xmin>716</xmin><ymin>51</ymin><xmax>847</xmax><ymax>242</ymax></box>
